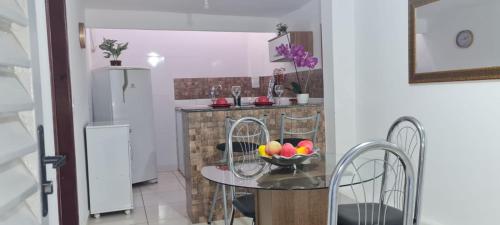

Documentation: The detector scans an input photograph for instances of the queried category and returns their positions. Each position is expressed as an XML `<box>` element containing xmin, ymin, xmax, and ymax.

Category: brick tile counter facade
<box><xmin>179</xmin><ymin>104</ymin><xmax>325</xmax><ymax>223</ymax></box>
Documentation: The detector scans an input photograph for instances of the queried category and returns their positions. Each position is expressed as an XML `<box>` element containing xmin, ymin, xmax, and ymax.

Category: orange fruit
<box><xmin>296</xmin><ymin>146</ymin><xmax>309</xmax><ymax>155</ymax></box>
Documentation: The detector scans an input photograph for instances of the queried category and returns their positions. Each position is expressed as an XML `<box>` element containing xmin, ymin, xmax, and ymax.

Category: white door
<box><xmin>0</xmin><ymin>0</ymin><xmax>60</xmax><ymax>225</ymax></box>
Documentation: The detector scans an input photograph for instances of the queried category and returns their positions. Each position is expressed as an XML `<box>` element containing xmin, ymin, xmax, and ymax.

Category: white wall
<box><xmin>87</xmin><ymin>29</ymin><xmax>279</xmax><ymax>171</ymax></box>
<box><xmin>319</xmin><ymin>0</ymin><xmax>336</xmax><ymax>165</ymax></box>
<box><xmin>416</xmin><ymin>2</ymin><xmax>500</xmax><ymax>73</ymax></box>
<box><xmin>66</xmin><ymin>0</ymin><xmax>91</xmax><ymax>224</ymax></box>
<box><xmin>85</xmin><ymin>9</ymin><xmax>279</xmax><ymax>33</ymax></box>
<box><xmin>330</xmin><ymin>0</ymin><xmax>500</xmax><ymax>224</ymax></box>
<box><xmin>330</xmin><ymin>0</ymin><xmax>356</xmax><ymax>154</ymax></box>
<box><xmin>279</xmin><ymin>0</ymin><xmax>323</xmax><ymax>73</ymax></box>
<box><xmin>89</xmin><ymin>30</ymin><xmax>278</xmax><ymax>77</ymax></box>
<box><xmin>247</xmin><ymin>33</ymin><xmax>284</xmax><ymax>76</ymax></box>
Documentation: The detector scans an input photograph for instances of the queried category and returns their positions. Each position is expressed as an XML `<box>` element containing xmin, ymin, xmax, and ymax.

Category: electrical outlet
<box><xmin>251</xmin><ymin>77</ymin><xmax>260</xmax><ymax>88</ymax></box>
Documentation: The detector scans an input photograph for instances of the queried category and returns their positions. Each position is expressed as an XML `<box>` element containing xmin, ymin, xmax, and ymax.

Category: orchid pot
<box><xmin>297</xmin><ymin>93</ymin><xmax>309</xmax><ymax>105</ymax></box>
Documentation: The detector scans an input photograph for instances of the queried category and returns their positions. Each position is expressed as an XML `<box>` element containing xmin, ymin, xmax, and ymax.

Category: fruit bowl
<box><xmin>260</xmin><ymin>149</ymin><xmax>320</xmax><ymax>167</ymax></box>
<box><xmin>258</xmin><ymin>140</ymin><xmax>320</xmax><ymax>168</ymax></box>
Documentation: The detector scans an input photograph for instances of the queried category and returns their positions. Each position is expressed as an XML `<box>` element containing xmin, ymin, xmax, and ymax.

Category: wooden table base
<box><xmin>255</xmin><ymin>189</ymin><xmax>329</xmax><ymax>225</ymax></box>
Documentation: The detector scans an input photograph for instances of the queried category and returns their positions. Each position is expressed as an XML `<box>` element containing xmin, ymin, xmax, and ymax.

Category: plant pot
<box><xmin>296</xmin><ymin>93</ymin><xmax>309</xmax><ymax>105</ymax></box>
<box><xmin>110</xmin><ymin>60</ymin><xmax>122</xmax><ymax>66</ymax></box>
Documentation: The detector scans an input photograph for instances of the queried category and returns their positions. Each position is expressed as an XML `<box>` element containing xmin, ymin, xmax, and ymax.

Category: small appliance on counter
<box><xmin>85</xmin><ymin>122</ymin><xmax>133</xmax><ymax>218</ymax></box>
<box><xmin>91</xmin><ymin>67</ymin><xmax>158</xmax><ymax>184</ymax></box>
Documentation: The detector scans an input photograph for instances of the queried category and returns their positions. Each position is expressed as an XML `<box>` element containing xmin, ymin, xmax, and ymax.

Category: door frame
<box><xmin>45</xmin><ymin>0</ymin><xmax>80</xmax><ymax>224</ymax></box>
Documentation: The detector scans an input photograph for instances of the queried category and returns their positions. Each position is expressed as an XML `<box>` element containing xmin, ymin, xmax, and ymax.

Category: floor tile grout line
<box><xmin>139</xmin><ymin>188</ymin><xmax>150</xmax><ymax>225</ymax></box>
<box><xmin>173</xmin><ymin>170</ymin><xmax>186</xmax><ymax>189</ymax></box>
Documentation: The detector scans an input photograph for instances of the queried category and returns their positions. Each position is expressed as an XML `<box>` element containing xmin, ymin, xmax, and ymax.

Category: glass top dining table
<box><xmin>201</xmin><ymin>154</ymin><xmax>384</xmax><ymax>190</ymax></box>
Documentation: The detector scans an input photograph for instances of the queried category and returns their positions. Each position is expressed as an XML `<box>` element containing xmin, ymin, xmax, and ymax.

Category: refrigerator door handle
<box><xmin>122</xmin><ymin>70</ymin><xmax>129</xmax><ymax>103</ymax></box>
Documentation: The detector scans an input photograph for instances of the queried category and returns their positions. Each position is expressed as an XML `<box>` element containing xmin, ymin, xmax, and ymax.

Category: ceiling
<box><xmin>84</xmin><ymin>0</ymin><xmax>313</xmax><ymax>18</ymax></box>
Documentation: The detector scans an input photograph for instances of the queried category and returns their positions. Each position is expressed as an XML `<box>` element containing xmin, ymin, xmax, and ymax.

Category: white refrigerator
<box><xmin>91</xmin><ymin>67</ymin><xmax>158</xmax><ymax>183</ymax></box>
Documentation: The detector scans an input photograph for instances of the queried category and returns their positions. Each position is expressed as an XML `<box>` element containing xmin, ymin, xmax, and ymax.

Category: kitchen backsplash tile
<box><xmin>174</xmin><ymin>69</ymin><xmax>323</xmax><ymax>100</ymax></box>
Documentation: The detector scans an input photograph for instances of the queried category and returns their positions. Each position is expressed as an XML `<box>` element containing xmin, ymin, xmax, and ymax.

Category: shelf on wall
<box><xmin>268</xmin><ymin>32</ymin><xmax>314</xmax><ymax>63</ymax></box>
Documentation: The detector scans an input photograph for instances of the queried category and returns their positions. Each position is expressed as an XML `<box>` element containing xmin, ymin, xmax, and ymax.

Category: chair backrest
<box><xmin>327</xmin><ymin>141</ymin><xmax>416</xmax><ymax>225</ymax></box>
<box><xmin>385</xmin><ymin>116</ymin><xmax>426</xmax><ymax>225</ymax></box>
<box><xmin>224</xmin><ymin>115</ymin><xmax>267</xmax><ymax>142</ymax></box>
<box><xmin>227</xmin><ymin>117</ymin><xmax>270</xmax><ymax>179</ymax></box>
<box><xmin>279</xmin><ymin>111</ymin><xmax>321</xmax><ymax>144</ymax></box>
<box><xmin>222</xmin><ymin>115</ymin><xmax>267</xmax><ymax>162</ymax></box>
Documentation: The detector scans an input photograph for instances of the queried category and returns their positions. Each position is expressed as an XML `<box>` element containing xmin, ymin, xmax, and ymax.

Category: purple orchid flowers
<box><xmin>275</xmin><ymin>43</ymin><xmax>319</xmax><ymax>94</ymax></box>
<box><xmin>276</xmin><ymin>44</ymin><xmax>318</xmax><ymax>69</ymax></box>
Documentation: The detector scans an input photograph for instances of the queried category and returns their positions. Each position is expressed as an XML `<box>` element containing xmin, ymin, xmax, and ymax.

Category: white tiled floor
<box><xmin>87</xmin><ymin>171</ymin><xmax>252</xmax><ymax>225</ymax></box>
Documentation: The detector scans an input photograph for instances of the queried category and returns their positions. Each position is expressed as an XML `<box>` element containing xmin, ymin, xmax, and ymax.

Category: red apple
<box><xmin>215</xmin><ymin>98</ymin><xmax>228</xmax><ymax>105</ymax></box>
<box><xmin>297</xmin><ymin>140</ymin><xmax>314</xmax><ymax>153</ymax></box>
<box><xmin>256</xmin><ymin>96</ymin><xmax>269</xmax><ymax>103</ymax></box>
<box><xmin>280</xmin><ymin>143</ymin><xmax>297</xmax><ymax>158</ymax></box>
<box><xmin>266</xmin><ymin>141</ymin><xmax>282</xmax><ymax>156</ymax></box>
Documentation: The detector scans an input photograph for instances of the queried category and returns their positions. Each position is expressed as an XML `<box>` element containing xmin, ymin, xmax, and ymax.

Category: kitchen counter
<box><xmin>176</xmin><ymin>103</ymin><xmax>325</xmax><ymax>223</ymax></box>
<box><xmin>176</xmin><ymin>103</ymin><xmax>323</xmax><ymax>112</ymax></box>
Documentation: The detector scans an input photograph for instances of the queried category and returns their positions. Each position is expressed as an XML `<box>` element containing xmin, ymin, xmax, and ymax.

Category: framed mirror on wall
<box><xmin>409</xmin><ymin>0</ymin><xmax>500</xmax><ymax>83</ymax></box>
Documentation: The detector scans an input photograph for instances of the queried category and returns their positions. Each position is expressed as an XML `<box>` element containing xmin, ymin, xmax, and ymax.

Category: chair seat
<box><xmin>216</xmin><ymin>142</ymin><xmax>259</xmax><ymax>152</ymax></box>
<box><xmin>232</xmin><ymin>194</ymin><xmax>255</xmax><ymax>219</ymax></box>
<box><xmin>338</xmin><ymin>203</ymin><xmax>403</xmax><ymax>225</ymax></box>
<box><xmin>276</xmin><ymin>138</ymin><xmax>306</xmax><ymax>146</ymax></box>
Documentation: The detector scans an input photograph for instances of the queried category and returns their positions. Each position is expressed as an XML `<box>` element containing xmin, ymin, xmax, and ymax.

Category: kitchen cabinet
<box><xmin>268</xmin><ymin>31</ymin><xmax>313</xmax><ymax>62</ymax></box>
<box><xmin>86</xmin><ymin>122</ymin><xmax>133</xmax><ymax>218</ymax></box>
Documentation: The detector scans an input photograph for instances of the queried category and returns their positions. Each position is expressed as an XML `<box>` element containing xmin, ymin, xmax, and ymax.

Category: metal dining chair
<box><xmin>207</xmin><ymin>116</ymin><xmax>267</xmax><ymax>225</ymax></box>
<box><xmin>329</xmin><ymin>116</ymin><xmax>426</xmax><ymax>225</ymax></box>
<box><xmin>386</xmin><ymin>116</ymin><xmax>426</xmax><ymax>225</ymax></box>
<box><xmin>226</xmin><ymin>117</ymin><xmax>270</xmax><ymax>225</ymax></box>
<box><xmin>215</xmin><ymin>116</ymin><xmax>267</xmax><ymax>154</ymax></box>
<box><xmin>278</xmin><ymin>112</ymin><xmax>321</xmax><ymax>146</ymax></box>
<box><xmin>328</xmin><ymin>141</ymin><xmax>416</xmax><ymax>225</ymax></box>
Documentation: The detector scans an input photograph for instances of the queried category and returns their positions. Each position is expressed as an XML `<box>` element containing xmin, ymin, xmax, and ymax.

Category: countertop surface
<box><xmin>176</xmin><ymin>103</ymin><xmax>323</xmax><ymax>112</ymax></box>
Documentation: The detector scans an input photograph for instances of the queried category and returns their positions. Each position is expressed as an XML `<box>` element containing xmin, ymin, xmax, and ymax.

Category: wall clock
<box><xmin>456</xmin><ymin>30</ymin><xmax>473</xmax><ymax>48</ymax></box>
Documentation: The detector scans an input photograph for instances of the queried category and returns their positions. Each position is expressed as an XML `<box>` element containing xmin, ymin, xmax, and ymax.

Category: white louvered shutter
<box><xmin>0</xmin><ymin>0</ymin><xmax>54</xmax><ymax>224</ymax></box>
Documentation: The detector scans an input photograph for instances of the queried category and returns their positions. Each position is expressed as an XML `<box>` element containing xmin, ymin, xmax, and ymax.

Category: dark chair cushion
<box><xmin>338</xmin><ymin>203</ymin><xmax>403</xmax><ymax>225</ymax></box>
<box><xmin>216</xmin><ymin>142</ymin><xmax>259</xmax><ymax>152</ymax></box>
<box><xmin>275</xmin><ymin>138</ymin><xmax>306</xmax><ymax>146</ymax></box>
<box><xmin>232</xmin><ymin>194</ymin><xmax>255</xmax><ymax>219</ymax></box>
